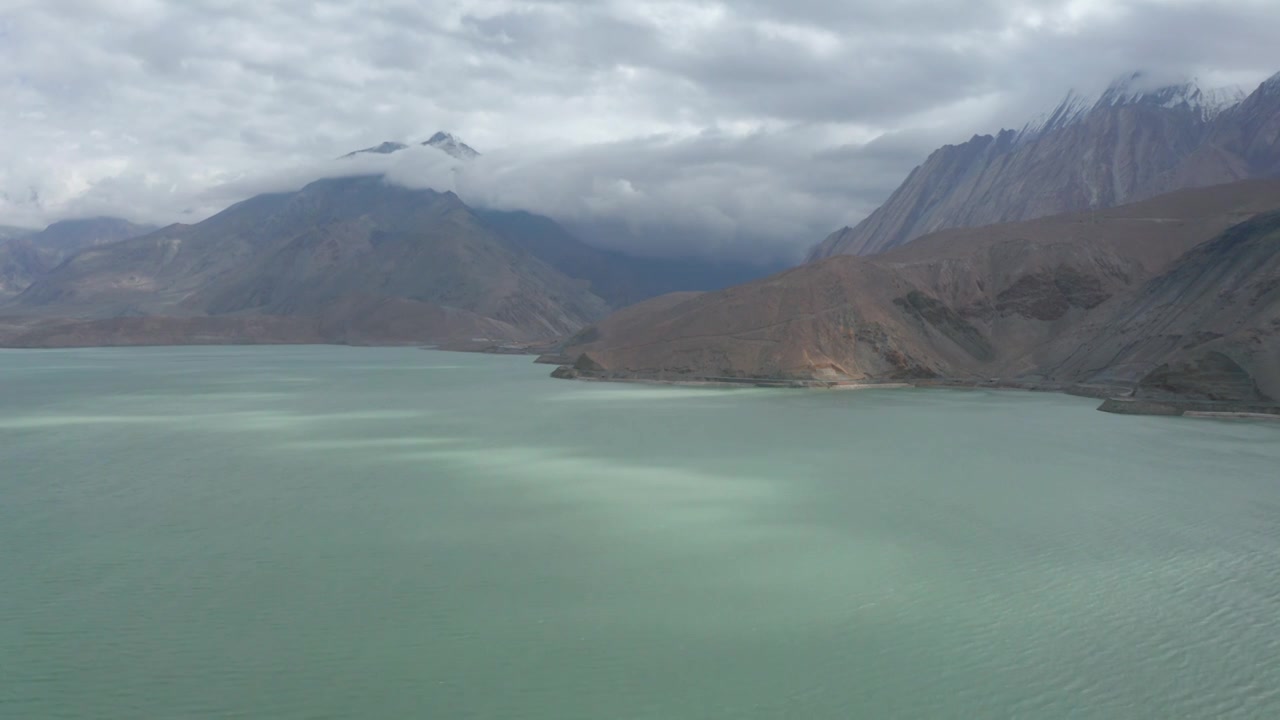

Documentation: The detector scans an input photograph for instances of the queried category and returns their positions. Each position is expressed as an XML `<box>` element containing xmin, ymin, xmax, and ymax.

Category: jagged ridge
<box><xmin>811</xmin><ymin>71</ymin><xmax>1280</xmax><ymax>260</ymax></box>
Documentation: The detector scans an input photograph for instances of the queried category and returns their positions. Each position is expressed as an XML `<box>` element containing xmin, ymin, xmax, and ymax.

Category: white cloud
<box><xmin>1</xmin><ymin>0</ymin><xmax>1276</xmax><ymax>260</ymax></box>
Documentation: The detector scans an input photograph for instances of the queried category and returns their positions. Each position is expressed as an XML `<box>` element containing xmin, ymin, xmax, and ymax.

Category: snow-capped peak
<box><xmin>1094</xmin><ymin>72</ymin><xmax>1244</xmax><ymax>119</ymax></box>
<box><xmin>1199</xmin><ymin>85</ymin><xmax>1249</xmax><ymax>112</ymax></box>
<box><xmin>1021</xmin><ymin>72</ymin><xmax>1249</xmax><ymax>140</ymax></box>
<box><xmin>423</xmin><ymin>132</ymin><xmax>479</xmax><ymax>160</ymax></box>
<box><xmin>340</xmin><ymin>132</ymin><xmax>480</xmax><ymax>161</ymax></box>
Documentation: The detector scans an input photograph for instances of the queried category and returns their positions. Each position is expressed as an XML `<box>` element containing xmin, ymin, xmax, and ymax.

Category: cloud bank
<box><xmin>2</xmin><ymin>0</ymin><xmax>1276</xmax><ymax>261</ymax></box>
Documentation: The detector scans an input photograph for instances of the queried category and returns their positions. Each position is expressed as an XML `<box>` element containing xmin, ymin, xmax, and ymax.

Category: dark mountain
<box><xmin>475</xmin><ymin>209</ymin><xmax>785</xmax><ymax>308</ymax></box>
<box><xmin>4</xmin><ymin>177</ymin><xmax>608</xmax><ymax>345</ymax></box>
<box><xmin>553</xmin><ymin>180</ymin><xmax>1280</xmax><ymax>410</ymax></box>
<box><xmin>0</xmin><ymin>217</ymin><xmax>155</xmax><ymax>298</ymax></box>
<box><xmin>811</xmin><ymin>72</ymin><xmax>1280</xmax><ymax>259</ymax></box>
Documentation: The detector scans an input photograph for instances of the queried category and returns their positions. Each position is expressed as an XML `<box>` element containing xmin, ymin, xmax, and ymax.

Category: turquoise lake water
<box><xmin>2</xmin><ymin>346</ymin><xmax>1278</xmax><ymax>719</ymax></box>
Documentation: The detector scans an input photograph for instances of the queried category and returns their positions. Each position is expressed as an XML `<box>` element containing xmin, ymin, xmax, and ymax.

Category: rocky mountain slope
<box><xmin>1045</xmin><ymin>209</ymin><xmax>1280</xmax><ymax>403</ymax></box>
<box><xmin>811</xmin><ymin>72</ymin><xmax>1280</xmax><ymax>259</ymax></box>
<box><xmin>556</xmin><ymin>180</ymin><xmax>1280</xmax><ymax>403</ymax></box>
<box><xmin>0</xmin><ymin>218</ymin><xmax>155</xmax><ymax>298</ymax></box>
<box><xmin>2</xmin><ymin>177</ymin><xmax>609</xmax><ymax>345</ymax></box>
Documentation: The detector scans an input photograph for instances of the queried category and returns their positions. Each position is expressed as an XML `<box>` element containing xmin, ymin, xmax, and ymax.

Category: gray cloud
<box><xmin>1</xmin><ymin>0</ymin><xmax>1276</xmax><ymax>261</ymax></box>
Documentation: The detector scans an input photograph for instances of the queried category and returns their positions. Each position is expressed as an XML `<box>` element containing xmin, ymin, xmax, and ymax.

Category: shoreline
<box><xmin>548</xmin><ymin>365</ymin><xmax>1280</xmax><ymax>421</ymax></box>
<box><xmin>3</xmin><ymin>335</ymin><xmax>1274</xmax><ymax>422</ymax></box>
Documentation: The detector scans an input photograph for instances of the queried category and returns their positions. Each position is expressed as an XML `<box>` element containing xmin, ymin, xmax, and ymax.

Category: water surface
<box><xmin>2</xmin><ymin>346</ymin><xmax>1277</xmax><ymax>719</ymax></box>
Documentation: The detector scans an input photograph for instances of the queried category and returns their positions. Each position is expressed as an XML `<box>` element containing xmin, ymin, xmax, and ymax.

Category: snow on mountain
<box><xmin>341</xmin><ymin>141</ymin><xmax>409</xmax><ymax>158</ymax></box>
<box><xmin>1020</xmin><ymin>89</ymin><xmax>1092</xmax><ymax>136</ymax></box>
<box><xmin>1094</xmin><ymin>72</ymin><xmax>1245</xmax><ymax>118</ymax></box>
<box><xmin>1020</xmin><ymin>72</ymin><xmax>1247</xmax><ymax>140</ymax></box>
<box><xmin>810</xmin><ymin>69</ymin><xmax>1280</xmax><ymax>259</ymax></box>
<box><xmin>342</xmin><ymin>132</ymin><xmax>479</xmax><ymax>161</ymax></box>
<box><xmin>423</xmin><ymin>132</ymin><xmax>479</xmax><ymax>160</ymax></box>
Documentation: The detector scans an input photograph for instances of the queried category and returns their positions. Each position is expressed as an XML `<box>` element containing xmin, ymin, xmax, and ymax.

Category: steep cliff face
<box><xmin>559</xmin><ymin>180</ymin><xmax>1280</xmax><ymax>392</ymax></box>
<box><xmin>811</xmin><ymin>72</ymin><xmax>1280</xmax><ymax>260</ymax></box>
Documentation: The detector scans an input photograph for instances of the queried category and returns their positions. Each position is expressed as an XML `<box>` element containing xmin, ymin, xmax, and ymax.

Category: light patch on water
<box><xmin>0</xmin><ymin>408</ymin><xmax>432</xmax><ymax>431</ymax></box>
<box><xmin>283</xmin><ymin>437</ymin><xmax>462</xmax><ymax>450</ymax></box>
<box><xmin>203</xmin><ymin>374</ymin><xmax>321</xmax><ymax>385</ymax></box>
<box><xmin>0</xmin><ymin>414</ymin><xmax>172</xmax><ymax>428</ymax></box>
<box><xmin>109</xmin><ymin>391</ymin><xmax>296</xmax><ymax>403</ymax></box>
<box><xmin>392</xmin><ymin>441</ymin><xmax>940</xmax><ymax>635</ymax></box>
<box><xmin>421</xmin><ymin>443</ymin><xmax>779</xmax><ymax>522</ymax></box>
<box><xmin>550</xmin><ymin>385</ymin><xmax>774</xmax><ymax>402</ymax></box>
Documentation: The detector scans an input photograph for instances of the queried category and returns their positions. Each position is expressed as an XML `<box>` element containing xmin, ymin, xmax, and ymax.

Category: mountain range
<box><xmin>810</xmin><ymin>71</ymin><xmax>1280</xmax><ymax>259</ymax></box>
<box><xmin>3</xmin><ymin>70</ymin><xmax>1279</xmax><ymax>415</ymax></box>
<box><xmin>0</xmin><ymin>139</ymin><xmax>775</xmax><ymax>347</ymax></box>
<box><xmin>550</xmin><ymin>71</ymin><xmax>1280</xmax><ymax>415</ymax></box>
<box><xmin>555</xmin><ymin>180</ymin><xmax>1280</xmax><ymax>409</ymax></box>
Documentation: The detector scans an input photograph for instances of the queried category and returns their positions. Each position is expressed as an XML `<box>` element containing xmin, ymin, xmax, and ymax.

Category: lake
<box><xmin>2</xmin><ymin>346</ymin><xmax>1277</xmax><ymax>719</ymax></box>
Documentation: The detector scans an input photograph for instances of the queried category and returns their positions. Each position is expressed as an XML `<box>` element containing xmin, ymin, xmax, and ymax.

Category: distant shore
<box><xmin>545</xmin><ymin>361</ymin><xmax>1280</xmax><ymax>421</ymax></box>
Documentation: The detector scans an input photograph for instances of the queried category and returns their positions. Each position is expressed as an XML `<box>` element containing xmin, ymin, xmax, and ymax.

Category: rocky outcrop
<box><xmin>811</xmin><ymin>72</ymin><xmax>1280</xmax><ymax>259</ymax></box>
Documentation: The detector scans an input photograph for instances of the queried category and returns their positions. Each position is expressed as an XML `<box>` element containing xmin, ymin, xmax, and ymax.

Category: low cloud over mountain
<box><xmin>3</xmin><ymin>1</ymin><xmax>1279</xmax><ymax>261</ymax></box>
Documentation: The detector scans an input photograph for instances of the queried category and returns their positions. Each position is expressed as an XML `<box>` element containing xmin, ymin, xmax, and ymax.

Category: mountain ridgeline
<box><xmin>811</xmin><ymin>72</ymin><xmax>1280</xmax><ymax>259</ymax></box>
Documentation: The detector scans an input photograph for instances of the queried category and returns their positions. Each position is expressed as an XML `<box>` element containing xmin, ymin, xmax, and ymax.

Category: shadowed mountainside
<box><xmin>1044</xmin><ymin>209</ymin><xmax>1280</xmax><ymax>403</ymax></box>
<box><xmin>474</xmin><ymin>209</ymin><xmax>786</xmax><ymax>309</ymax></box>
<box><xmin>0</xmin><ymin>218</ymin><xmax>155</xmax><ymax>298</ymax></box>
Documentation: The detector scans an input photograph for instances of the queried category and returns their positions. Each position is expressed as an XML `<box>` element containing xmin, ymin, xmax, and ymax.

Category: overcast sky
<box><xmin>2</xmin><ymin>0</ymin><xmax>1277</xmax><ymax>261</ymax></box>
